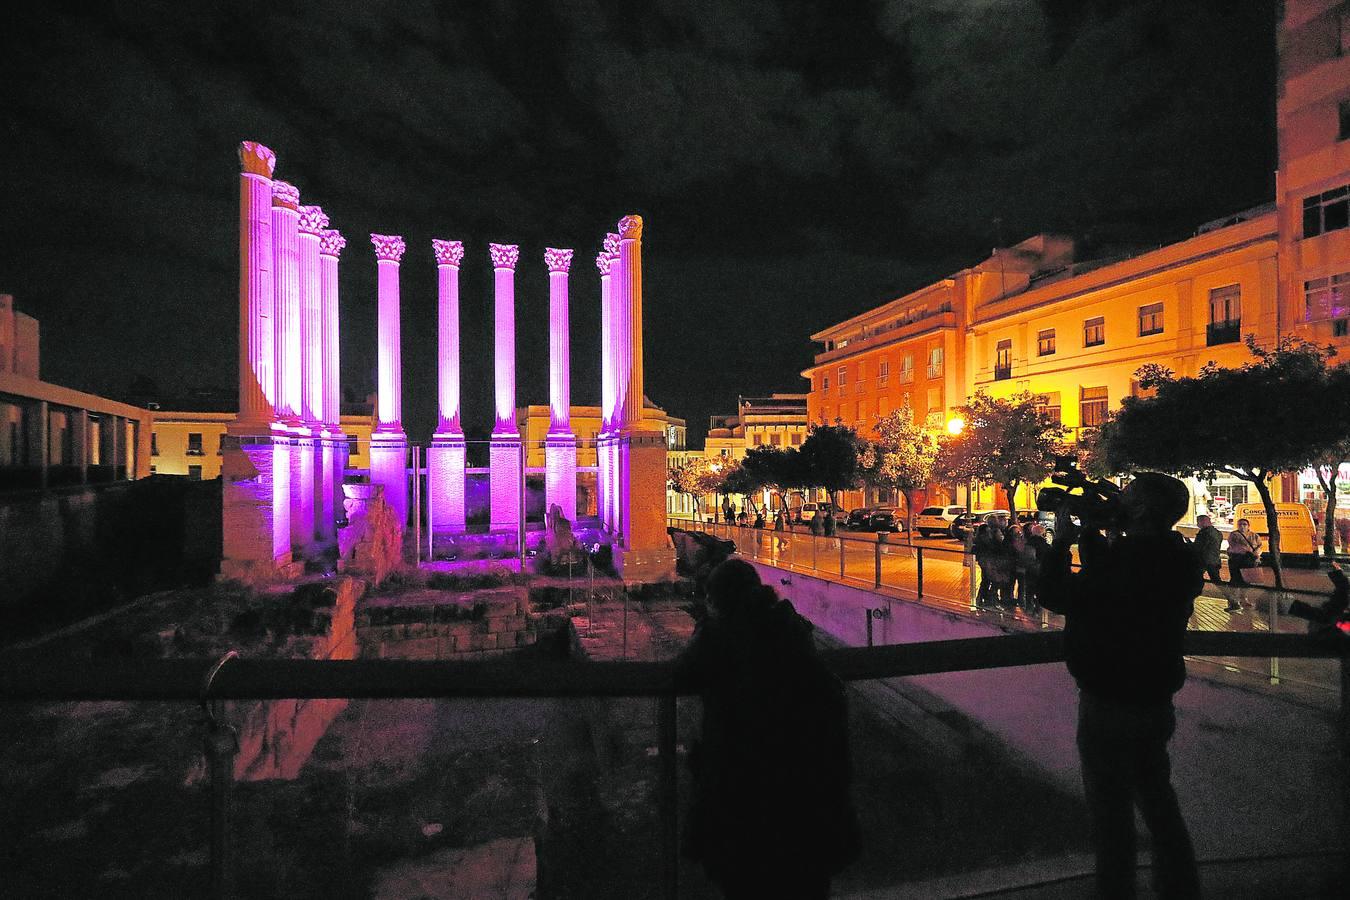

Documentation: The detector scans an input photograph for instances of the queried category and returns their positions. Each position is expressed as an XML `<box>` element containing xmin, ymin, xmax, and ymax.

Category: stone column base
<box><xmin>369</xmin><ymin>435</ymin><xmax>409</xmax><ymax>533</ymax></box>
<box><xmin>544</xmin><ymin>433</ymin><xmax>577</xmax><ymax>522</ymax></box>
<box><xmin>489</xmin><ymin>435</ymin><xmax>522</xmax><ymax>532</ymax></box>
<box><xmin>428</xmin><ymin>434</ymin><xmax>467</xmax><ymax>535</ymax></box>
<box><xmin>220</xmin><ymin>430</ymin><xmax>297</xmax><ymax>581</ymax></box>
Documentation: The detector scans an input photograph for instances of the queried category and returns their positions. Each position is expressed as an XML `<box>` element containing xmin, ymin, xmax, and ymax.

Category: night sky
<box><xmin>0</xmin><ymin>0</ymin><xmax>1276</xmax><ymax>446</ymax></box>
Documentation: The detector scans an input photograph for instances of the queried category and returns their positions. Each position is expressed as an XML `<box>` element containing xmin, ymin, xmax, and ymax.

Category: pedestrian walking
<box><xmin>1226</xmin><ymin>518</ymin><xmax>1262</xmax><ymax>608</ymax></box>
<box><xmin>1337</xmin><ymin>516</ymin><xmax>1350</xmax><ymax>554</ymax></box>
<box><xmin>810</xmin><ymin>508</ymin><xmax>824</xmax><ymax>536</ymax></box>
<box><xmin>1193</xmin><ymin>515</ymin><xmax>1237</xmax><ymax>612</ymax></box>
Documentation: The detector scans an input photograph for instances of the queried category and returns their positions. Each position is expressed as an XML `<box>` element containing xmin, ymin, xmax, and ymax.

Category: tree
<box><xmin>797</xmin><ymin>423</ymin><xmax>865</xmax><ymax>511</ymax></box>
<box><xmin>938</xmin><ymin>390</ymin><xmax>1066</xmax><ymax>518</ymax></box>
<box><xmin>1099</xmin><ymin>336</ymin><xmax>1350</xmax><ymax>588</ymax></box>
<box><xmin>860</xmin><ymin>398</ymin><xmax>941</xmax><ymax>536</ymax></box>
<box><xmin>740</xmin><ymin>445</ymin><xmax>804</xmax><ymax>525</ymax></box>
<box><xmin>668</xmin><ymin>458</ymin><xmax>711</xmax><ymax>520</ymax></box>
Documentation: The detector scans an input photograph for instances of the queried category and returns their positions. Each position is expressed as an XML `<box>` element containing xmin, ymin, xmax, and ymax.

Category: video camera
<box><xmin>1035</xmin><ymin>455</ymin><xmax>1124</xmax><ymax>529</ymax></box>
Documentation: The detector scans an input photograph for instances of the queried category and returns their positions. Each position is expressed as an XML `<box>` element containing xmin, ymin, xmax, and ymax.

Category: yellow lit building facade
<box><xmin>151</xmin><ymin>409</ymin><xmax>374</xmax><ymax>480</ymax></box>
<box><xmin>516</xmin><ymin>403</ymin><xmax>686</xmax><ymax>469</ymax></box>
<box><xmin>802</xmin><ymin>4</ymin><xmax>1350</xmax><ymax>520</ymax></box>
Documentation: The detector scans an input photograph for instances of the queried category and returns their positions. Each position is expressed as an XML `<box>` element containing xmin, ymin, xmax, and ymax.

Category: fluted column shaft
<box><xmin>546</xmin><ymin>248</ymin><xmax>574</xmax><ymax>432</ymax></box>
<box><xmin>272</xmin><ymin>181</ymin><xmax>302</xmax><ymax>424</ymax></box>
<box><xmin>371</xmin><ymin>235</ymin><xmax>407</xmax><ymax>432</ymax></box>
<box><xmin>319</xmin><ymin>230</ymin><xmax>346</xmax><ymax>431</ymax></box>
<box><xmin>238</xmin><ymin>144</ymin><xmax>276</xmax><ymax>427</ymax></box>
<box><xmin>491</xmin><ymin>243</ymin><xmax>520</xmax><ymax>435</ymax></box>
<box><xmin>618</xmin><ymin>217</ymin><xmax>645</xmax><ymax>431</ymax></box>
<box><xmin>433</xmin><ymin>239</ymin><xmax>465</xmax><ymax>435</ymax></box>
<box><xmin>298</xmin><ymin>206</ymin><xmax>327</xmax><ymax>428</ymax></box>
<box><xmin>610</xmin><ymin>235</ymin><xmax>632</xmax><ymax>430</ymax></box>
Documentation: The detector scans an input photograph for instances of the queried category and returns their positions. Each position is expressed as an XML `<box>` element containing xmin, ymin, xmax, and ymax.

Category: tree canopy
<box><xmin>860</xmin><ymin>398</ymin><xmax>941</xmax><ymax>532</ymax></box>
<box><xmin>937</xmin><ymin>390</ymin><xmax>1066</xmax><ymax>517</ymax></box>
<box><xmin>1099</xmin><ymin>335</ymin><xmax>1350</xmax><ymax>586</ymax></box>
<box><xmin>797</xmin><ymin>423</ymin><xmax>864</xmax><ymax>505</ymax></box>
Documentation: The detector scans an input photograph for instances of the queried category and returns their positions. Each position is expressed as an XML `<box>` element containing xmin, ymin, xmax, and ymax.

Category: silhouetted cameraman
<box><xmin>1039</xmin><ymin>472</ymin><xmax>1202</xmax><ymax>899</ymax></box>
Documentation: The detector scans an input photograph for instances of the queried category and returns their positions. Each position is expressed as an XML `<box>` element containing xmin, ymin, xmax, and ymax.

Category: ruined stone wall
<box><xmin>358</xmin><ymin>587</ymin><xmax>539</xmax><ymax>660</ymax></box>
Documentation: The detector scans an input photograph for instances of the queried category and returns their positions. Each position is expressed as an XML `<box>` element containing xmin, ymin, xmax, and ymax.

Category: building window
<box><xmin>186</xmin><ymin>432</ymin><xmax>204</xmax><ymax>456</ymax></box>
<box><xmin>899</xmin><ymin>353</ymin><xmax>914</xmax><ymax>383</ymax></box>
<box><xmin>347</xmin><ymin>434</ymin><xmax>359</xmax><ymax>451</ymax></box>
<box><xmin>822</xmin><ymin>376</ymin><xmax>830</xmax><ymax>394</ymax></box>
<box><xmin>188</xmin><ymin>465</ymin><xmax>203</xmax><ymax>481</ymax></box>
<box><xmin>837</xmin><ymin>366</ymin><xmax>847</xmax><ymax>387</ymax></box>
<box><xmin>878</xmin><ymin>396</ymin><xmax>890</xmax><ymax>417</ymax></box>
<box><xmin>1037</xmin><ymin>328</ymin><xmax>1056</xmax><ymax>356</ymax></box>
<box><xmin>217</xmin><ymin>433</ymin><xmax>228</xmax><ymax>455</ymax></box>
<box><xmin>150</xmin><ymin>432</ymin><xmax>159</xmax><ymax>456</ymax></box>
<box><xmin>1335</xmin><ymin>318</ymin><xmax>1349</xmax><ymax>337</ymax></box>
<box><xmin>926</xmin><ymin>386</ymin><xmax>942</xmax><ymax>412</ymax></box>
<box><xmin>1305</xmin><ymin>272</ymin><xmax>1350</xmax><ymax>322</ymax></box>
<box><xmin>1035</xmin><ymin>392</ymin><xmax>1061</xmax><ymax>425</ymax></box>
<box><xmin>1080</xmin><ymin>386</ymin><xmax>1109</xmax><ymax>427</ymax></box>
<box><xmin>752</xmin><ymin>433</ymin><xmax>763</xmax><ymax>446</ymax></box>
<box><xmin>1137</xmin><ymin>302</ymin><xmax>1164</xmax><ymax>336</ymax></box>
<box><xmin>1083</xmin><ymin>316</ymin><xmax>1105</xmax><ymax>347</ymax></box>
<box><xmin>790</xmin><ymin>432</ymin><xmax>802</xmax><ymax>446</ymax></box>
<box><xmin>994</xmin><ymin>339</ymin><xmax>1012</xmax><ymax>380</ymax></box>
<box><xmin>149</xmin><ymin>465</ymin><xmax>157</xmax><ymax>475</ymax></box>
<box><xmin>878</xmin><ymin>359</ymin><xmax>889</xmax><ymax>385</ymax></box>
<box><xmin>1341</xmin><ymin>100</ymin><xmax>1350</xmax><ymax>141</ymax></box>
<box><xmin>1207</xmin><ymin>284</ymin><xmax>1242</xmax><ymax>344</ymax></box>
<box><xmin>1303</xmin><ymin>185</ymin><xmax>1350</xmax><ymax>238</ymax></box>
<box><xmin>770</xmin><ymin>433</ymin><xmax>782</xmax><ymax>446</ymax></box>
<box><xmin>926</xmin><ymin>346</ymin><xmax>944</xmax><ymax>379</ymax></box>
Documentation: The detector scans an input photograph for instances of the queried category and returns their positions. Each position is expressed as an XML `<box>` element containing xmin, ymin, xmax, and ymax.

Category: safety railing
<box><xmin>2</xmin><ymin>630</ymin><xmax>1346</xmax><ymax>899</ymax></box>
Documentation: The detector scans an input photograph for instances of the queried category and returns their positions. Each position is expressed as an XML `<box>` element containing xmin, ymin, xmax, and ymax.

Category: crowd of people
<box><xmin>970</xmin><ymin>514</ymin><xmax>1049</xmax><ymax>613</ymax></box>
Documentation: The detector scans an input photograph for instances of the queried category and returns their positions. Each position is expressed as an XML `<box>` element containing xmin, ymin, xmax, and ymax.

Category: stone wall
<box><xmin>357</xmin><ymin>587</ymin><xmax>544</xmax><ymax>660</ymax></box>
<box><xmin>229</xmin><ymin>575</ymin><xmax>362</xmax><ymax>781</ymax></box>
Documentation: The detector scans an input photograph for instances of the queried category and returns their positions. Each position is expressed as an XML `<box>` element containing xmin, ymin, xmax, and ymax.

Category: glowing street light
<box><xmin>946</xmin><ymin>416</ymin><xmax>966</xmax><ymax>436</ymax></box>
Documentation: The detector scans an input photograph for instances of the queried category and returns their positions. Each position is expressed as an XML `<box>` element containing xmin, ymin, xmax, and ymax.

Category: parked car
<box><xmin>798</xmin><ymin>502</ymin><xmax>840</xmax><ymax>526</ymax></box>
<box><xmin>845</xmin><ymin>507</ymin><xmax>876</xmax><ymax>530</ymax></box>
<box><xmin>951</xmin><ymin>509</ymin><xmax>1012</xmax><ymax>540</ymax></box>
<box><xmin>914</xmin><ymin>505</ymin><xmax>968</xmax><ymax>538</ymax></box>
<box><xmin>1017</xmin><ymin>509</ymin><xmax>1056</xmax><ymax>541</ymax></box>
<box><xmin>867</xmin><ymin>507</ymin><xmax>907</xmax><ymax>533</ymax></box>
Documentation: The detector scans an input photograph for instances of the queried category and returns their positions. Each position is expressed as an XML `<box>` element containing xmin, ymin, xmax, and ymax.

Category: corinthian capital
<box><xmin>370</xmin><ymin>233</ymin><xmax>407</xmax><ymax>262</ymax></box>
<box><xmin>618</xmin><ymin>215</ymin><xmax>643</xmax><ymax>241</ymax></box>
<box><xmin>298</xmin><ymin>205</ymin><xmax>329</xmax><ymax>235</ymax></box>
<box><xmin>319</xmin><ymin>229</ymin><xmax>346</xmax><ymax>257</ymax></box>
<box><xmin>432</xmin><ymin>239</ymin><xmax>465</xmax><ymax>267</ymax></box>
<box><xmin>239</xmin><ymin>141</ymin><xmax>276</xmax><ymax>177</ymax></box>
<box><xmin>271</xmin><ymin>180</ymin><xmax>300</xmax><ymax>210</ymax></box>
<box><xmin>544</xmin><ymin>248</ymin><xmax>574</xmax><ymax>273</ymax></box>
<box><xmin>595</xmin><ymin>252</ymin><xmax>613</xmax><ymax>276</ymax></box>
<box><xmin>489</xmin><ymin>243</ymin><xmax>520</xmax><ymax>270</ymax></box>
<box><xmin>603</xmin><ymin>232</ymin><xmax>620</xmax><ymax>257</ymax></box>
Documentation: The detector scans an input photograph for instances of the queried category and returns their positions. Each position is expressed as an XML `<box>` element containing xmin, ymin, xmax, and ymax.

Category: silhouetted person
<box><xmin>1193</xmin><ymin>515</ymin><xmax>1235</xmax><ymax>613</ymax></box>
<box><xmin>1287</xmin><ymin>562</ymin><xmax>1349</xmax><ymax>631</ymax></box>
<box><xmin>1039</xmin><ymin>473</ymin><xmax>1202</xmax><ymax>899</ymax></box>
<box><xmin>676</xmin><ymin>559</ymin><xmax>859</xmax><ymax>899</ymax></box>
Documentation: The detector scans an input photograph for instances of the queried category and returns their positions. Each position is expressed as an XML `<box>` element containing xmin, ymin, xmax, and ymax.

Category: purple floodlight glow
<box><xmin>272</xmin><ymin>181</ymin><xmax>303</xmax><ymax>425</ymax></box>
<box><xmin>432</xmin><ymin>239</ymin><xmax>464</xmax><ymax>434</ymax></box>
<box><xmin>490</xmin><ymin>243</ymin><xmax>519</xmax><ymax>434</ymax></box>
<box><xmin>237</xmin><ymin>142</ymin><xmax>276</xmax><ymax>424</ymax></box>
<box><xmin>297</xmin><ymin>206</ymin><xmax>327</xmax><ymax>427</ymax></box>
<box><xmin>370</xmin><ymin>234</ymin><xmax>406</xmax><ymax>432</ymax></box>
<box><xmin>318</xmin><ymin>229</ymin><xmax>344</xmax><ymax>431</ymax></box>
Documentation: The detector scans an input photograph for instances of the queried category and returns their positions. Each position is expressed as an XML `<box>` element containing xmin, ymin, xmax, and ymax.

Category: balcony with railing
<box><xmin>1206</xmin><ymin>319</ymin><xmax>1241</xmax><ymax>346</ymax></box>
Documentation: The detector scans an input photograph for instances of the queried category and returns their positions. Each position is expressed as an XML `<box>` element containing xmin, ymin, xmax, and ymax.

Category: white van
<box><xmin>1231</xmin><ymin>502</ymin><xmax>1319</xmax><ymax>559</ymax></box>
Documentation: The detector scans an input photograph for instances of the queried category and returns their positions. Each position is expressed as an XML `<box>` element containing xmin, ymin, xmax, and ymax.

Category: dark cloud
<box><xmin>0</xmin><ymin>0</ymin><xmax>1275</xmax><ymax>445</ymax></box>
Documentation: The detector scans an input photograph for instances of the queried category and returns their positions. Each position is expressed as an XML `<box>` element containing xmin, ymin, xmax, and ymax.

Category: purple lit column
<box><xmin>489</xmin><ymin>242</ymin><xmax>521</xmax><ymax>532</ymax></box>
<box><xmin>294</xmin><ymin>205</ymin><xmax>327</xmax><ymax>552</ymax></box>
<box><xmin>370</xmin><ymin>234</ymin><xmax>409</xmax><ymax>532</ymax></box>
<box><xmin>429</xmin><ymin>239</ymin><xmax>467</xmax><ymax>537</ymax></box>
<box><xmin>596</xmin><ymin>248</ymin><xmax>614</xmax><ymax>531</ymax></box>
<box><xmin>222</xmin><ymin>140</ymin><xmax>292</xmax><ymax>580</ymax></box>
<box><xmin>319</xmin><ymin>228</ymin><xmax>347</xmax><ymax>546</ymax></box>
<box><xmin>544</xmin><ymin>248</ymin><xmax>577</xmax><ymax>520</ymax></box>
<box><xmin>271</xmin><ymin>181</ymin><xmax>302</xmax><ymax>425</ymax></box>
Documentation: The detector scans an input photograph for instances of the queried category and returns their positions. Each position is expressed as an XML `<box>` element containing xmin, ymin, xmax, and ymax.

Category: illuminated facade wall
<box><xmin>517</xmin><ymin>404</ymin><xmax>686</xmax><ymax>468</ymax></box>
<box><xmin>1276</xmin><ymin>0</ymin><xmax>1350</xmax><ymax>352</ymax></box>
<box><xmin>154</xmin><ymin>412</ymin><xmax>373</xmax><ymax>479</ymax></box>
